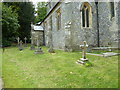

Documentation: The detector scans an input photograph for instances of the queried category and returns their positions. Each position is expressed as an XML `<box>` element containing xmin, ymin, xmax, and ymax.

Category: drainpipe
<box><xmin>95</xmin><ymin>2</ymin><xmax>100</xmax><ymax>47</ymax></box>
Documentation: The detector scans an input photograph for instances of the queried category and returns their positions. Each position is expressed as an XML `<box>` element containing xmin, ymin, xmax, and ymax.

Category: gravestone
<box><xmin>77</xmin><ymin>41</ymin><xmax>89</xmax><ymax>64</ymax></box>
<box><xmin>30</xmin><ymin>37</ymin><xmax>35</xmax><ymax>50</ymax></box>
<box><xmin>19</xmin><ymin>40</ymin><xmax>23</xmax><ymax>51</ymax></box>
<box><xmin>34</xmin><ymin>35</ymin><xmax>44</xmax><ymax>54</ymax></box>
<box><xmin>16</xmin><ymin>37</ymin><xmax>20</xmax><ymax>47</ymax></box>
<box><xmin>24</xmin><ymin>37</ymin><xmax>27</xmax><ymax>47</ymax></box>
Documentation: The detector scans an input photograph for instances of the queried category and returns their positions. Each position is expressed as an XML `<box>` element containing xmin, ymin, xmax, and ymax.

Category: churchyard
<box><xmin>1</xmin><ymin>45</ymin><xmax>118</xmax><ymax>88</ymax></box>
<box><xmin>1</xmin><ymin>1</ymin><xmax>120</xmax><ymax>88</ymax></box>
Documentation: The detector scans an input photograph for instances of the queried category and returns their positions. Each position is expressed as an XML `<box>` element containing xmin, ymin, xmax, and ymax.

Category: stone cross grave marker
<box><xmin>24</xmin><ymin>37</ymin><xmax>27</xmax><ymax>47</ymax></box>
<box><xmin>80</xmin><ymin>41</ymin><xmax>88</xmax><ymax>60</ymax></box>
<box><xmin>77</xmin><ymin>41</ymin><xmax>88</xmax><ymax>64</ymax></box>
<box><xmin>30</xmin><ymin>37</ymin><xmax>35</xmax><ymax>50</ymax></box>
<box><xmin>19</xmin><ymin>40</ymin><xmax>23</xmax><ymax>51</ymax></box>
<box><xmin>16</xmin><ymin>37</ymin><xmax>20</xmax><ymax>46</ymax></box>
<box><xmin>34</xmin><ymin>35</ymin><xmax>44</xmax><ymax>54</ymax></box>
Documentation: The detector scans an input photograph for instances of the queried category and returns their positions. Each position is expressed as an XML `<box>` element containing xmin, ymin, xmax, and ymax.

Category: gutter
<box><xmin>95</xmin><ymin>2</ymin><xmax>100</xmax><ymax>47</ymax></box>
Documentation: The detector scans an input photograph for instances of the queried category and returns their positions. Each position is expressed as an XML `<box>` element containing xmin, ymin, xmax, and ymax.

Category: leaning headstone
<box><xmin>77</xmin><ymin>41</ymin><xmax>89</xmax><ymax>64</ymax></box>
<box><xmin>19</xmin><ymin>40</ymin><xmax>23</xmax><ymax>51</ymax></box>
<box><xmin>24</xmin><ymin>37</ymin><xmax>27</xmax><ymax>47</ymax></box>
<box><xmin>16</xmin><ymin>37</ymin><xmax>20</xmax><ymax>47</ymax></box>
<box><xmin>34</xmin><ymin>36</ymin><xmax>44</xmax><ymax>54</ymax></box>
<box><xmin>30</xmin><ymin>37</ymin><xmax>35</xmax><ymax>50</ymax></box>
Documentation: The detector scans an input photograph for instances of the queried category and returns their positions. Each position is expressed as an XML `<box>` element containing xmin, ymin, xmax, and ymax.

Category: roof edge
<box><xmin>40</xmin><ymin>0</ymin><xmax>62</xmax><ymax>25</ymax></box>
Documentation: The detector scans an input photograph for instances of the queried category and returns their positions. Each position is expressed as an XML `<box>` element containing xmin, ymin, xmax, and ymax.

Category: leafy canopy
<box><xmin>34</xmin><ymin>2</ymin><xmax>47</xmax><ymax>23</ymax></box>
<box><xmin>2</xmin><ymin>3</ymin><xmax>20</xmax><ymax>46</ymax></box>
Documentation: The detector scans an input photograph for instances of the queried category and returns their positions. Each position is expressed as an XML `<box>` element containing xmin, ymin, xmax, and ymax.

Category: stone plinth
<box><xmin>30</xmin><ymin>45</ymin><xmax>35</xmax><ymax>50</ymax></box>
<box><xmin>34</xmin><ymin>47</ymin><xmax>44</xmax><ymax>54</ymax></box>
<box><xmin>80</xmin><ymin>58</ymin><xmax>88</xmax><ymax>61</ymax></box>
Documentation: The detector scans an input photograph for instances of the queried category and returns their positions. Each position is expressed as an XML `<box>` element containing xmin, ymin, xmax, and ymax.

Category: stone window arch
<box><xmin>56</xmin><ymin>8</ymin><xmax>61</xmax><ymax>30</ymax></box>
<box><xmin>80</xmin><ymin>2</ymin><xmax>92</xmax><ymax>28</ymax></box>
<box><xmin>110</xmin><ymin>2</ymin><xmax>115</xmax><ymax>19</ymax></box>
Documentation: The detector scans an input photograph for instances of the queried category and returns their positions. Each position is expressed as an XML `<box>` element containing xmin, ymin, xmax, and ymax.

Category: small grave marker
<box><xmin>30</xmin><ymin>37</ymin><xmax>35</xmax><ymax>50</ymax></box>
<box><xmin>24</xmin><ymin>37</ymin><xmax>27</xmax><ymax>47</ymax></box>
<box><xmin>19</xmin><ymin>40</ymin><xmax>23</xmax><ymax>51</ymax></box>
<box><xmin>16</xmin><ymin>37</ymin><xmax>20</xmax><ymax>46</ymax></box>
<box><xmin>77</xmin><ymin>41</ymin><xmax>89</xmax><ymax>64</ymax></box>
<box><xmin>34</xmin><ymin>35</ymin><xmax>44</xmax><ymax>54</ymax></box>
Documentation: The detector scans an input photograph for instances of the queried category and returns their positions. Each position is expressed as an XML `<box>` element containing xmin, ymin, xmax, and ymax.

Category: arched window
<box><xmin>56</xmin><ymin>8</ymin><xmax>61</xmax><ymax>30</ymax></box>
<box><xmin>110</xmin><ymin>2</ymin><xmax>115</xmax><ymax>19</ymax></box>
<box><xmin>81</xmin><ymin>2</ymin><xmax>92</xmax><ymax>28</ymax></box>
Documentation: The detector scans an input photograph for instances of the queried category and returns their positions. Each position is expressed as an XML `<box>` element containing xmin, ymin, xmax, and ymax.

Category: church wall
<box><xmin>65</xmin><ymin>2</ymin><xmax>98</xmax><ymax>51</ymax></box>
<box><xmin>52</xmin><ymin>2</ymin><xmax>75</xmax><ymax>50</ymax></box>
<box><xmin>43</xmin><ymin>1</ymin><xmax>120</xmax><ymax>51</ymax></box>
<box><xmin>44</xmin><ymin>3</ymin><xmax>66</xmax><ymax>49</ymax></box>
<box><xmin>98</xmin><ymin>2</ymin><xmax>119</xmax><ymax>47</ymax></box>
<box><xmin>44</xmin><ymin>2</ymin><xmax>98</xmax><ymax>51</ymax></box>
<box><xmin>31</xmin><ymin>30</ymin><xmax>44</xmax><ymax>46</ymax></box>
<box><xmin>61</xmin><ymin>2</ymin><xmax>76</xmax><ymax>51</ymax></box>
<box><xmin>118</xmin><ymin>1</ymin><xmax>120</xmax><ymax>49</ymax></box>
<box><xmin>44</xmin><ymin>19</ymin><xmax>49</xmax><ymax>46</ymax></box>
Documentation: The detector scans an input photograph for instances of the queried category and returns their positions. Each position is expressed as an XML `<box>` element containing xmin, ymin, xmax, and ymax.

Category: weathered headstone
<box><xmin>19</xmin><ymin>40</ymin><xmax>23</xmax><ymax>51</ymax></box>
<box><xmin>16</xmin><ymin>37</ymin><xmax>20</xmax><ymax>47</ymax></box>
<box><xmin>24</xmin><ymin>37</ymin><xmax>27</xmax><ymax>47</ymax></box>
<box><xmin>30</xmin><ymin>37</ymin><xmax>35</xmax><ymax>50</ymax></box>
<box><xmin>77</xmin><ymin>41</ymin><xmax>89</xmax><ymax>64</ymax></box>
<box><xmin>34</xmin><ymin>35</ymin><xmax>44</xmax><ymax>54</ymax></box>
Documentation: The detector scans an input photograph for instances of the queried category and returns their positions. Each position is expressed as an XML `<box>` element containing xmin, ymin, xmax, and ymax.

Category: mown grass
<box><xmin>2</xmin><ymin>46</ymin><xmax>118</xmax><ymax>88</ymax></box>
<box><xmin>0</xmin><ymin>48</ymin><xmax>2</xmax><ymax>77</ymax></box>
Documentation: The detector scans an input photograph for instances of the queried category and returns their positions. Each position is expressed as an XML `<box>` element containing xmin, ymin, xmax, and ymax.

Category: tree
<box><xmin>3</xmin><ymin>2</ymin><xmax>35</xmax><ymax>42</ymax></box>
<box><xmin>2</xmin><ymin>4</ymin><xmax>20</xmax><ymax>46</ymax></box>
<box><xmin>18</xmin><ymin>2</ymin><xmax>35</xmax><ymax>40</ymax></box>
<box><xmin>34</xmin><ymin>2</ymin><xmax>47</xmax><ymax>23</ymax></box>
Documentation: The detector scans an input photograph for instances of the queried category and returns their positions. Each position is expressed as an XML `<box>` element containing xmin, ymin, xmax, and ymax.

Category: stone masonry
<box><xmin>40</xmin><ymin>1</ymin><xmax>120</xmax><ymax>51</ymax></box>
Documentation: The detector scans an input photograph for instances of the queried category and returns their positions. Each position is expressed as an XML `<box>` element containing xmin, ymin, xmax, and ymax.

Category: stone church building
<box><xmin>40</xmin><ymin>0</ymin><xmax>120</xmax><ymax>51</ymax></box>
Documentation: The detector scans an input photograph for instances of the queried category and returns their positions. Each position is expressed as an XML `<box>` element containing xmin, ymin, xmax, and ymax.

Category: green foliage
<box><xmin>2</xmin><ymin>2</ymin><xmax>35</xmax><ymax>45</ymax></box>
<box><xmin>17</xmin><ymin>2</ymin><xmax>35</xmax><ymax>40</ymax></box>
<box><xmin>2</xmin><ymin>4</ymin><xmax>20</xmax><ymax>46</ymax></box>
<box><xmin>84</xmin><ymin>61</ymin><xmax>92</xmax><ymax>67</ymax></box>
<box><xmin>2</xmin><ymin>46</ymin><xmax>118</xmax><ymax>88</ymax></box>
<box><xmin>34</xmin><ymin>2</ymin><xmax>47</xmax><ymax>23</ymax></box>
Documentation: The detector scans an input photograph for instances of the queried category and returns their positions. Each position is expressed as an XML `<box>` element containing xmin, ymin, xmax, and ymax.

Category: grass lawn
<box><xmin>0</xmin><ymin>48</ymin><xmax>2</xmax><ymax>77</ymax></box>
<box><xmin>2</xmin><ymin>46</ymin><xmax>118</xmax><ymax>88</ymax></box>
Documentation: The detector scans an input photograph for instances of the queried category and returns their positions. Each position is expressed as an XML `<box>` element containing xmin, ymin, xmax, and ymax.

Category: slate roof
<box><xmin>31</xmin><ymin>24</ymin><xmax>44</xmax><ymax>31</ymax></box>
<box><xmin>33</xmin><ymin>26</ymin><xmax>44</xmax><ymax>31</ymax></box>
